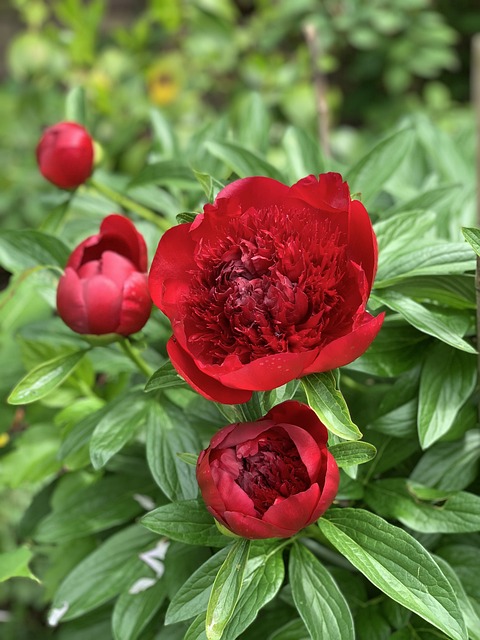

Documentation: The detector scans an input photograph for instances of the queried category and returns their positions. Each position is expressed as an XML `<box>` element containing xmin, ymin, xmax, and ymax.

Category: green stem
<box><xmin>75</xmin><ymin>379</ymin><xmax>99</xmax><ymax>401</ymax></box>
<box><xmin>89</xmin><ymin>178</ymin><xmax>171</xmax><ymax>231</ymax></box>
<box><xmin>120</xmin><ymin>339</ymin><xmax>154</xmax><ymax>378</ymax></box>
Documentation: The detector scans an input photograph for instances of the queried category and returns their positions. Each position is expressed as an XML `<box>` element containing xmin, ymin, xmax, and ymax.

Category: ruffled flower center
<box><xmin>184</xmin><ymin>206</ymin><xmax>363</xmax><ymax>365</ymax></box>
<box><xmin>214</xmin><ymin>427</ymin><xmax>310</xmax><ymax>516</ymax></box>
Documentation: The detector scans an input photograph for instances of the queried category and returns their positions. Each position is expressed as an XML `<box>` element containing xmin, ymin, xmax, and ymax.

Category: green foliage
<box><xmin>1</xmin><ymin>3</ymin><xmax>479</xmax><ymax>636</ymax></box>
<box><xmin>290</xmin><ymin>543</ymin><xmax>354</xmax><ymax>640</ymax></box>
<box><xmin>205</xmin><ymin>539</ymin><xmax>250</xmax><ymax>640</ymax></box>
<box><xmin>0</xmin><ymin>546</ymin><xmax>38</xmax><ymax>583</ymax></box>
<box><xmin>319</xmin><ymin>509</ymin><xmax>467</xmax><ymax>640</ymax></box>
<box><xmin>301</xmin><ymin>372</ymin><xmax>362</xmax><ymax>440</ymax></box>
<box><xmin>1</xmin><ymin>104</ymin><xmax>479</xmax><ymax>637</ymax></box>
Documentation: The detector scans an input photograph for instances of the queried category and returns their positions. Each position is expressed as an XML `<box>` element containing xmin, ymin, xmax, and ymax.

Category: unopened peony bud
<box><xmin>57</xmin><ymin>215</ymin><xmax>151</xmax><ymax>336</ymax></box>
<box><xmin>36</xmin><ymin>121</ymin><xmax>94</xmax><ymax>189</ymax></box>
<box><xmin>196</xmin><ymin>401</ymin><xmax>339</xmax><ymax>539</ymax></box>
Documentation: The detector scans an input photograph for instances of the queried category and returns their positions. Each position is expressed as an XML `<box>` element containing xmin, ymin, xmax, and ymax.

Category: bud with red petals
<box><xmin>57</xmin><ymin>215</ymin><xmax>151</xmax><ymax>336</ymax></box>
<box><xmin>36</xmin><ymin>121</ymin><xmax>94</xmax><ymax>189</ymax></box>
<box><xmin>196</xmin><ymin>400</ymin><xmax>339</xmax><ymax>539</ymax></box>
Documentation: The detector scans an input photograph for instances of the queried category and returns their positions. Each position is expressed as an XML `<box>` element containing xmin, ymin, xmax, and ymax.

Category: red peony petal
<box><xmin>273</xmin><ymin>424</ymin><xmax>323</xmax><ymax>481</ymax></box>
<box><xmin>212</xmin><ymin>464</ymin><xmax>257</xmax><ymax>517</ymax></box>
<box><xmin>262</xmin><ymin>483</ymin><xmax>321</xmax><ymax>532</ymax></box>
<box><xmin>265</xmin><ymin>401</ymin><xmax>328</xmax><ymax>446</ymax></box>
<box><xmin>148</xmin><ymin>223</ymin><xmax>196</xmax><ymax>317</ymax></box>
<box><xmin>82</xmin><ymin>275</ymin><xmax>122</xmax><ymax>334</ymax></box>
<box><xmin>167</xmin><ymin>337</ymin><xmax>252</xmax><ymax>404</ymax></box>
<box><xmin>99</xmin><ymin>251</ymin><xmax>137</xmax><ymax>287</ymax></box>
<box><xmin>309</xmin><ymin>451</ymin><xmax>340</xmax><ymax>523</ymax></box>
<box><xmin>56</xmin><ymin>268</ymin><xmax>89</xmax><ymax>333</ymax></box>
<box><xmin>66</xmin><ymin>233</ymin><xmax>101</xmax><ymax>270</ymax></box>
<box><xmin>217</xmin><ymin>420</ymin><xmax>276</xmax><ymax>449</ymax></box>
<box><xmin>66</xmin><ymin>215</ymin><xmax>148</xmax><ymax>273</ymax></box>
<box><xmin>99</xmin><ymin>215</ymin><xmax>148</xmax><ymax>272</ymax></box>
<box><xmin>212</xmin><ymin>350</ymin><xmax>318</xmax><ymax>392</ymax></box>
<box><xmin>223</xmin><ymin>511</ymin><xmax>296</xmax><ymax>539</ymax></box>
<box><xmin>215</xmin><ymin>176</ymin><xmax>290</xmax><ymax>211</ymax></box>
<box><xmin>348</xmin><ymin>200</ymin><xmax>378</xmax><ymax>291</ymax></box>
<box><xmin>196</xmin><ymin>452</ymin><xmax>228</xmax><ymax>518</ymax></box>
<box><xmin>52</xmin><ymin>147</ymin><xmax>93</xmax><ymax>189</ymax></box>
<box><xmin>289</xmin><ymin>172</ymin><xmax>350</xmax><ymax>213</ymax></box>
<box><xmin>303</xmin><ymin>311</ymin><xmax>385</xmax><ymax>374</ymax></box>
<box><xmin>189</xmin><ymin>177</ymin><xmax>290</xmax><ymax>245</ymax></box>
<box><xmin>208</xmin><ymin>423</ymin><xmax>237</xmax><ymax>450</ymax></box>
<box><xmin>116</xmin><ymin>271</ymin><xmax>151</xmax><ymax>335</ymax></box>
<box><xmin>36</xmin><ymin>122</ymin><xmax>94</xmax><ymax>189</ymax></box>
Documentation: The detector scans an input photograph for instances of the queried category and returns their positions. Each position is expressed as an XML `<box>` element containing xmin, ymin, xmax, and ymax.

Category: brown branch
<box><xmin>303</xmin><ymin>22</ymin><xmax>331</xmax><ymax>159</ymax></box>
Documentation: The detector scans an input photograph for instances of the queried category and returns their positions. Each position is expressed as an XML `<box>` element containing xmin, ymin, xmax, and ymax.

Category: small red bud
<box><xmin>36</xmin><ymin>121</ymin><xmax>94</xmax><ymax>189</ymax></box>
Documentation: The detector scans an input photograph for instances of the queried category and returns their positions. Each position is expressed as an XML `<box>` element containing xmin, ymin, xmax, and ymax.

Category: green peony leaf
<box><xmin>222</xmin><ymin>545</ymin><xmax>285</xmax><ymax>640</ymax></box>
<box><xmin>365</xmin><ymin>479</ymin><xmax>480</xmax><ymax>534</ymax></box>
<box><xmin>462</xmin><ymin>227</ymin><xmax>480</xmax><ymax>256</ymax></box>
<box><xmin>301</xmin><ymin>372</ymin><xmax>362</xmax><ymax>440</ymax></box>
<box><xmin>129</xmin><ymin>160</ymin><xmax>198</xmax><ymax>189</ymax></box>
<box><xmin>34</xmin><ymin>474</ymin><xmax>150</xmax><ymax>543</ymax></box>
<box><xmin>112</xmin><ymin>578</ymin><xmax>167</xmax><ymax>640</ymax></box>
<box><xmin>166</xmin><ymin>547</ymin><xmax>230</xmax><ymax>625</ymax></box>
<box><xmin>142</xmin><ymin>499</ymin><xmax>227</xmax><ymax>547</ymax></box>
<box><xmin>417</xmin><ymin>342</ymin><xmax>476</xmax><ymax>448</ymax></box>
<box><xmin>0</xmin><ymin>546</ymin><xmax>39</xmax><ymax>583</ymax></box>
<box><xmin>8</xmin><ymin>349</ymin><xmax>88</xmax><ymax>405</ymax></box>
<box><xmin>144</xmin><ymin>361</ymin><xmax>188</xmax><ymax>392</ymax></box>
<box><xmin>205</xmin><ymin>538</ymin><xmax>250</xmax><ymax>640</ymax></box>
<box><xmin>371</xmin><ymin>291</ymin><xmax>476</xmax><ymax>353</ymax></box>
<box><xmin>89</xmin><ymin>392</ymin><xmax>149</xmax><ymax>469</ymax></box>
<box><xmin>328</xmin><ymin>441</ymin><xmax>376</xmax><ymax>468</ymax></box>
<box><xmin>290</xmin><ymin>543</ymin><xmax>354</xmax><ymax>640</ymax></box>
<box><xmin>49</xmin><ymin>525</ymin><xmax>157</xmax><ymax>623</ymax></box>
<box><xmin>345</xmin><ymin>128</ymin><xmax>414</xmax><ymax>205</ymax></box>
<box><xmin>0</xmin><ymin>229</ymin><xmax>70</xmax><ymax>272</ymax></box>
<box><xmin>318</xmin><ymin>508</ymin><xmax>467</xmax><ymax>640</ymax></box>
<box><xmin>205</xmin><ymin>140</ymin><xmax>285</xmax><ymax>182</ymax></box>
<box><xmin>65</xmin><ymin>85</ymin><xmax>86</xmax><ymax>125</ymax></box>
<box><xmin>146</xmin><ymin>401</ymin><xmax>201</xmax><ymax>502</ymax></box>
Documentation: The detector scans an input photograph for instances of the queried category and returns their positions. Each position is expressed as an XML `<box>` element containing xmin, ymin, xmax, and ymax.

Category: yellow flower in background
<box><xmin>0</xmin><ymin>433</ymin><xmax>10</xmax><ymax>448</ymax></box>
<box><xmin>146</xmin><ymin>58</ymin><xmax>182</xmax><ymax>106</ymax></box>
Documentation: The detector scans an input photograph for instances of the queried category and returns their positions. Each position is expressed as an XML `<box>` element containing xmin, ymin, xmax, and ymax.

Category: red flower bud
<box><xmin>36</xmin><ymin>121</ymin><xmax>94</xmax><ymax>189</ymax></box>
<box><xmin>149</xmin><ymin>172</ymin><xmax>384</xmax><ymax>404</ymax></box>
<box><xmin>57</xmin><ymin>215</ymin><xmax>151</xmax><ymax>336</ymax></box>
<box><xmin>196</xmin><ymin>401</ymin><xmax>339</xmax><ymax>539</ymax></box>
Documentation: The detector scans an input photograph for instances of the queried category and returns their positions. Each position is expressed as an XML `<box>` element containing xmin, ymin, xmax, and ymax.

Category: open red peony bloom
<box><xmin>149</xmin><ymin>172</ymin><xmax>384</xmax><ymax>404</ymax></box>
<box><xmin>196</xmin><ymin>400</ymin><xmax>339</xmax><ymax>539</ymax></box>
<box><xmin>36</xmin><ymin>121</ymin><xmax>94</xmax><ymax>189</ymax></box>
<box><xmin>57</xmin><ymin>214</ymin><xmax>151</xmax><ymax>335</ymax></box>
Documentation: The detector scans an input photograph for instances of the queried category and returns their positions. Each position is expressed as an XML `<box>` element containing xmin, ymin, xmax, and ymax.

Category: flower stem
<box><xmin>89</xmin><ymin>178</ymin><xmax>171</xmax><ymax>231</ymax></box>
<box><xmin>303</xmin><ymin>22</ymin><xmax>331</xmax><ymax>158</ymax></box>
<box><xmin>120</xmin><ymin>339</ymin><xmax>154</xmax><ymax>378</ymax></box>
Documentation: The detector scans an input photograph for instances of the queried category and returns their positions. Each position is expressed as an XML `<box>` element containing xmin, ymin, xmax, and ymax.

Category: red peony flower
<box><xmin>196</xmin><ymin>400</ymin><xmax>339</xmax><ymax>539</ymax></box>
<box><xmin>36</xmin><ymin>121</ymin><xmax>94</xmax><ymax>189</ymax></box>
<box><xmin>57</xmin><ymin>214</ymin><xmax>151</xmax><ymax>335</ymax></box>
<box><xmin>149</xmin><ymin>173</ymin><xmax>384</xmax><ymax>404</ymax></box>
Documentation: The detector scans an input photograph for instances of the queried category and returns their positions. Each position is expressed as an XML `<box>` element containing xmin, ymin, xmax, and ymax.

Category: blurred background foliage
<box><xmin>0</xmin><ymin>0</ymin><xmax>478</xmax><ymax>229</ymax></box>
<box><xmin>0</xmin><ymin>0</ymin><xmax>479</xmax><ymax>638</ymax></box>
